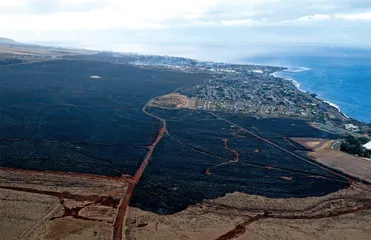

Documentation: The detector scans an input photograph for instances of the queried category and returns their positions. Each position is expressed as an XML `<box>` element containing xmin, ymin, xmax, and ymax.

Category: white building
<box><xmin>345</xmin><ymin>124</ymin><xmax>360</xmax><ymax>132</ymax></box>
<box><xmin>363</xmin><ymin>141</ymin><xmax>371</xmax><ymax>150</ymax></box>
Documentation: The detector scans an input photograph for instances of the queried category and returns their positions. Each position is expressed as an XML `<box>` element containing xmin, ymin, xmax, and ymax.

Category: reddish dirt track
<box><xmin>209</xmin><ymin>112</ymin><xmax>353</xmax><ymax>183</ymax></box>
<box><xmin>216</xmin><ymin>213</ymin><xmax>266</xmax><ymax>240</ymax></box>
<box><xmin>215</xmin><ymin>203</ymin><xmax>371</xmax><ymax>240</ymax></box>
<box><xmin>0</xmin><ymin>166</ymin><xmax>131</xmax><ymax>181</ymax></box>
<box><xmin>112</xmin><ymin>125</ymin><xmax>167</xmax><ymax>240</ymax></box>
<box><xmin>167</xmin><ymin>129</ymin><xmax>348</xmax><ymax>183</ymax></box>
<box><xmin>0</xmin><ymin>185</ymin><xmax>120</xmax><ymax>223</ymax></box>
<box><xmin>223</xmin><ymin>139</ymin><xmax>239</xmax><ymax>161</ymax></box>
<box><xmin>205</xmin><ymin>139</ymin><xmax>239</xmax><ymax>175</ymax></box>
<box><xmin>0</xmin><ymin>185</ymin><xmax>120</xmax><ymax>207</ymax></box>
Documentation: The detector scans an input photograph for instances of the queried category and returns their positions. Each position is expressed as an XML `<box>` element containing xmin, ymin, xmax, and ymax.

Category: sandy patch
<box><xmin>149</xmin><ymin>93</ymin><xmax>196</xmax><ymax>109</ymax></box>
<box><xmin>125</xmin><ymin>186</ymin><xmax>371</xmax><ymax>240</ymax></box>
<box><xmin>0</xmin><ymin>168</ymin><xmax>129</xmax><ymax>240</ymax></box>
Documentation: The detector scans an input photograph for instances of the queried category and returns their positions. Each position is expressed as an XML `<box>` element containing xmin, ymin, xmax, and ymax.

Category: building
<box><xmin>345</xmin><ymin>124</ymin><xmax>360</xmax><ymax>132</ymax></box>
<box><xmin>363</xmin><ymin>141</ymin><xmax>371</xmax><ymax>150</ymax></box>
<box><xmin>363</xmin><ymin>141</ymin><xmax>371</xmax><ymax>158</ymax></box>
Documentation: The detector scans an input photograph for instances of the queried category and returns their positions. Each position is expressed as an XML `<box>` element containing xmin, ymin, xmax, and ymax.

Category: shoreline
<box><xmin>273</xmin><ymin>67</ymin><xmax>352</xmax><ymax>121</ymax></box>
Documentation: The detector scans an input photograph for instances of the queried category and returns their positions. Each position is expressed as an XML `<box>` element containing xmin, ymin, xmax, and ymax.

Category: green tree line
<box><xmin>341</xmin><ymin>135</ymin><xmax>371</xmax><ymax>158</ymax></box>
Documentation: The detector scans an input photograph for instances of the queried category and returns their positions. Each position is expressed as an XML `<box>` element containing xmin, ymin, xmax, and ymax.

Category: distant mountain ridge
<box><xmin>0</xmin><ymin>37</ymin><xmax>17</xmax><ymax>44</ymax></box>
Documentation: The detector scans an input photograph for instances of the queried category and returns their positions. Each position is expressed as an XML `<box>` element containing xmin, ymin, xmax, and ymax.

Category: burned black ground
<box><xmin>0</xmin><ymin>59</ymin><xmax>208</xmax><ymax>176</ymax></box>
<box><xmin>0</xmin><ymin>58</ymin><xmax>349</xmax><ymax>214</ymax></box>
<box><xmin>131</xmin><ymin>108</ymin><xmax>348</xmax><ymax>214</ymax></box>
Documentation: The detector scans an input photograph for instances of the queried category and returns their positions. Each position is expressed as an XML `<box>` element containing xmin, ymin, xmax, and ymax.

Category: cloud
<box><xmin>0</xmin><ymin>11</ymin><xmax>169</xmax><ymax>31</ymax></box>
<box><xmin>221</xmin><ymin>19</ymin><xmax>262</xmax><ymax>26</ymax></box>
<box><xmin>297</xmin><ymin>14</ymin><xmax>331</xmax><ymax>21</ymax></box>
<box><xmin>1</xmin><ymin>0</ymin><xmax>371</xmax><ymax>57</ymax></box>
<box><xmin>0</xmin><ymin>0</ymin><xmax>366</xmax><ymax>32</ymax></box>
<box><xmin>0</xmin><ymin>0</ymin><xmax>25</xmax><ymax>7</ymax></box>
<box><xmin>58</xmin><ymin>0</ymin><xmax>98</xmax><ymax>5</ymax></box>
<box><xmin>0</xmin><ymin>0</ymin><xmax>221</xmax><ymax>30</ymax></box>
<box><xmin>0</xmin><ymin>0</ymin><xmax>337</xmax><ymax>31</ymax></box>
<box><xmin>335</xmin><ymin>12</ymin><xmax>371</xmax><ymax>20</ymax></box>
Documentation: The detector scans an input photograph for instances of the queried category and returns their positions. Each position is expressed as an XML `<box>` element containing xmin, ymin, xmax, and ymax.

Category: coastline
<box><xmin>273</xmin><ymin>67</ymin><xmax>351</xmax><ymax>121</ymax></box>
<box><xmin>275</xmin><ymin>68</ymin><xmax>309</xmax><ymax>91</ymax></box>
<box><xmin>323</xmin><ymin>101</ymin><xmax>346</xmax><ymax>117</ymax></box>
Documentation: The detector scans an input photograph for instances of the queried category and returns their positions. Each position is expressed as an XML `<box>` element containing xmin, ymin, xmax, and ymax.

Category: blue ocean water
<box><xmin>246</xmin><ymin>54</ymin><xmax>371</xmax><ymax>123</ymax></box>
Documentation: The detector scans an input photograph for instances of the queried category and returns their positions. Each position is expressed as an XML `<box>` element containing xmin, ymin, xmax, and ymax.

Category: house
<box><xmin>345</xmin><ymin>124</ymin><xmax>360</xmax><ymax>132</ymax></box>
<box><xmin>363</xmin><ymin>141</ymin><xmax>371</xmax><ymax>158</ymax></box>
<box><xmin>363</xmin><ymin>141</ymin><xmax>371</xmax><ymax>151</ymax></box>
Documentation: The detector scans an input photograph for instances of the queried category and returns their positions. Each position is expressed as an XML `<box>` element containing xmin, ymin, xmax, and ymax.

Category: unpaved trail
<box><xmin>209</xmin><ymin>112</ymin><xmax>353</xmax><ymax>183</ymax></box>
<box><xmin>205</xmin><ymin>139</ymin><xmax>239</xmax><ymax>175</ymax></box>
<box><xmin>216</xmin><ymin>202</ymin><xmax>371</xmax><ymax>240</ymax></box>
<box><xmin>112</xmin><ymin>101</ymin><xmax>167</xmax><ymax>240</ymax></box>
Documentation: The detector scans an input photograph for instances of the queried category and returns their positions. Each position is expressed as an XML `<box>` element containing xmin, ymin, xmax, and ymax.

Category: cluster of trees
<box><xmin>340</xmin><ymin>135</ymin><xmax>371</xmax><ymax>158</ymax></box>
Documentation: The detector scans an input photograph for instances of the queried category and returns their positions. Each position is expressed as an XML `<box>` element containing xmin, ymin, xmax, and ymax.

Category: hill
<box><xmin>0</xmin><ymin>37</ymin><xmax>17</xmax><ymax>44</ymax></box>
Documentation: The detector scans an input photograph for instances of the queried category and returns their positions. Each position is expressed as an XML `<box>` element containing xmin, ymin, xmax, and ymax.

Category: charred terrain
<box><xmin>1</xmin><ymin>42</ymin><xmax>371</xmax><ymax>240</ymax></box>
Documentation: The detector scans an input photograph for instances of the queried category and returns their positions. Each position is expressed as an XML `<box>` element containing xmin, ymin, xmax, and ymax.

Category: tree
<box><xmin>345</xmin><ymin>135</ymin><xmax>358</xmax><ymax>145</ymax></box>
<box><xmin>341</xmin><ymin>135</ymin><xmax>370</xmax><ymax>158</ymax></box>
<box><xmin>340</xmin><ymin>142</ymin><xmax>351</xmax><ymax>152</ymax></box>
<box><xmin>359</xmin><ymin>137</ymin><xmax>369</xmax><ymax>145</ymax></box>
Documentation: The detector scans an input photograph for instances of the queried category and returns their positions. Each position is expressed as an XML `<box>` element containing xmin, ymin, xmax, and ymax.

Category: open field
<box><xmin>148</xmin><ymin>93</ymin><xmax>196</xmax><ymax>109</ymax></box>
<box><xmin>309</xmin><ymin>150</ymin><xmax>371</xmax><ymax>183</ymax></box>
<box><xmin>291</xmin><ymin>138</ymin><xmax>333</xmax><ymax>151</ymax></box>
<box><xmin>0</xmin><ymin>168</ymin><xmax>129</xmax><ymax>240</ymax></box>
<box><xmin>126</xmin><ymin>185</ymin><xmax>371</xmax><ymax>240</ymax></box>
<box><xmin>292</xmin><ymin>138</ymin><xmax>371</xmax><ymax>183</ymax></box>
<box><xmin>0</xmin><ymin>43</ymin><xmax>95</xmax><ymax>56</ymax></box>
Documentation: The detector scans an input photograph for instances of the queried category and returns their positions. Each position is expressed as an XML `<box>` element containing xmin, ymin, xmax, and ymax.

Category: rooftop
<box><xmin>363</xmin><ymin>141</ymin><xmax>371</xmax><ymax>150</ymax></box>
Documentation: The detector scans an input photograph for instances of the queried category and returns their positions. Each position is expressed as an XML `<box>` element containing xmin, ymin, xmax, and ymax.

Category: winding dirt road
<box><xmin>205</xmin><ymin>139</ymin><xmax>239</xmax><ymax>175</ymax></box>
<box><xmin>209</xmin><ymin>112</ymin><xmax>354</xmax><ymax>183</ymax></box>
<box><xmin>166</xmin><ymin>125</ymin><xmax>350</xmax><ymax>183</ymax></box>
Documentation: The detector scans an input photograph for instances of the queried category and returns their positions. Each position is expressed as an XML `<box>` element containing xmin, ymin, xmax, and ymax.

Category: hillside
<box><xmin>0</xmin><ymin>37</ymin><xmax>17</xmax><ymax>44</ymax></box>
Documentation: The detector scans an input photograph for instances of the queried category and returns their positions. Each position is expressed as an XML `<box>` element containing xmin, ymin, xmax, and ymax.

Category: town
<box><xmin>109</xmin><ymin>51</ymin><xmax>371</xmax><ymax>138</ymax></box>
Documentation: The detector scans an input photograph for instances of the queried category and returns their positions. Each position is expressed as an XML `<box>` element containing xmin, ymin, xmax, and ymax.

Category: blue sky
<box><xmin>1</xmin><ymin>0</ymin><xmax>371</xmax><ymax>61</ymax></box>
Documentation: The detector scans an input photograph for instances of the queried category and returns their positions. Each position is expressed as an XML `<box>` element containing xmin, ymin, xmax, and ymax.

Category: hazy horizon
<box><xmin>1</xmin><ymin>0</ymin><xmax>371</xmax><ymax>62</ymax></box>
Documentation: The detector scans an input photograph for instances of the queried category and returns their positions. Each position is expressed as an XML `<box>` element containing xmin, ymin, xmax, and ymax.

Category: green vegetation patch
<box><xmin>341</xmin><ymin>135</ymin><xmax>371</xmax><ymax>158</ymax></box>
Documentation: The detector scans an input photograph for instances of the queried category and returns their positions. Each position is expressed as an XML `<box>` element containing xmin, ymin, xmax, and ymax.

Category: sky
<box><xmin>1</xmin><ymin>0</ymin><xmax>371</xmax><ymax>61</ymax></box>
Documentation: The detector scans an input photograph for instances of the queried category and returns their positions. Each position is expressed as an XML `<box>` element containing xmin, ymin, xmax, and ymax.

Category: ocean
<box><xmin>245</xmin><ymin>52</ymin><xmax>371</xmax><ymax>124</ymax></box>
